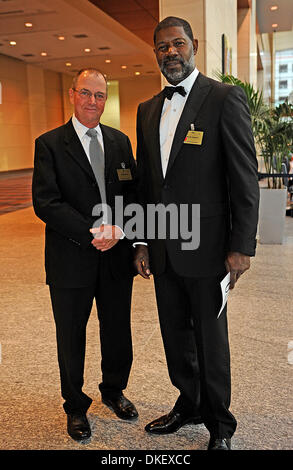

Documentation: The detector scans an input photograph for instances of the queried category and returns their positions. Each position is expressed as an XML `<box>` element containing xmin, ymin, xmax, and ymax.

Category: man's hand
<box><xmin>225</xmin><ymin>252</ymin><xmax>250</xmax><ymax>290</ymax></box>
<box><xmin>134</xmin><ymin>245</ymin><xmax>151</xmax><ymax>279</ymax></box>
<box><xmin>90</xmin><ymin>225</ymin><xmax>123</xmax><ymax>252</ymax></box>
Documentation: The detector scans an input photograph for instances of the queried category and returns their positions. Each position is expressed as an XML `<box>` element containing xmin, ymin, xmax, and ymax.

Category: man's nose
<box><xmin>166</xmin><ymin>45</ymin><xmax>178</xmax><ymax>56</ymax></box>
<box><xmin>89</xmin><ymin>94</ymin><xmax>96</xmax><ymax>104</ymax></box>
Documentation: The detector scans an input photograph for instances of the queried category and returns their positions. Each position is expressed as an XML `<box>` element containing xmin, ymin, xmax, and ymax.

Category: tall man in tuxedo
<box><xmin>134</xmin><ymin>17</ymin><xmax>259</xmax><ymax>450</ymax></box>
<box><xmin>33</xmin><ymin>69</ymin><xmax>138</xmax><ymax>441</ymax></box>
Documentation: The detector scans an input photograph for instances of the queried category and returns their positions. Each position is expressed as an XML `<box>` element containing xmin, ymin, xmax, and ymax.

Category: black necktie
<box><xmin>163</xmin><ymin>86</ymin><xmax>186</xmax><ymax>100</ymax></box>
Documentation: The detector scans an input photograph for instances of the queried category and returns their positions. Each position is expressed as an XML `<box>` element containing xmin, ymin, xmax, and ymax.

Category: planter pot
<box><xmin>258</xmin><ymin>187</ymin><xmax>288</xmax><ymax>244</ymax></box>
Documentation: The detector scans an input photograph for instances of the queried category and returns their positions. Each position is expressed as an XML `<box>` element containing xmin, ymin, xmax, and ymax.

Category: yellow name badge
<box><xmin>184</xmin><ymin>130</ymin><xmax>204</xmax><ymax>145</ymax></box>
<box><xmin>117</xmin><ymin>168</ymin><xmax>132</xmax><ymax>181</ymax></box>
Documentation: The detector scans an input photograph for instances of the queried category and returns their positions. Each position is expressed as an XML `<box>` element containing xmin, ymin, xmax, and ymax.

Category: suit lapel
<box><xmin>165</xmin><ymin>73</ymin><xmax>212</xmax><ymax>177</ymax></box>
<box><xmin>64</xmin><ymin>119</ymin><xmax>96</xmax><ymax>182</ymax></box>
<box><xmin>144</xmin><ymin>92</ymin><xmax>165</xmax><ymax>183</ymax></box>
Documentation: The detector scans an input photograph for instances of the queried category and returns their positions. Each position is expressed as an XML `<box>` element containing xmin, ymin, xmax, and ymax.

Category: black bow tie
<box><xmin>163</xmin><ymin>86</ymin><xmax>186</xmax><ymax>100</ymax></box>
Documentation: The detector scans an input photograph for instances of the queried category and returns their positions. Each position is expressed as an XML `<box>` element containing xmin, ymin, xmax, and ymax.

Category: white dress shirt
<box><xmin>72</xmin><ymin>114</ymin><xmax>104</xmax><ymax>160</ymax></box>
<box><xmin>71</xmin><ymin>114</ymin><xmax>126</xmax><ymax>237</ymax></box>
<box><xmin>160</xmin><ymin>67</ymin><xmax>199</xmax><ymax>177</ymax></box>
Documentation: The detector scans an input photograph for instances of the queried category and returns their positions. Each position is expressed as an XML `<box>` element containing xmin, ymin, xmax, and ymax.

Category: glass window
<box><xmin>279</xmin><ymin>64</ymin><xmax>288</xmax><ymax>73</ymax></box>
<box><xmin>279</xmin><ymin>80</ymin><xmax>288</xmax><ymax>89</ymax></box>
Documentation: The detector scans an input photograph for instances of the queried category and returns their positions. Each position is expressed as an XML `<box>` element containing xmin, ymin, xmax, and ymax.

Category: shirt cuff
<box><xmin>113</xmin><ymin>225</ymin><xmax>125</xmax><ymax>240</ymax></box>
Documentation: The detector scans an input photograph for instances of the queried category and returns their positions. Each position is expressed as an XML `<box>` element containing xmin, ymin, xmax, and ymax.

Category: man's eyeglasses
<box><xmin>72</xmin><ymin>88</ymin><xmax>106</xmax><ymax>101</ymax></box>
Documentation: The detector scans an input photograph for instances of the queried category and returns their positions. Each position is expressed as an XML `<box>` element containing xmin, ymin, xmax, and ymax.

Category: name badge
<box><xmin>184</xmin><ymin>130</ymin><xmax>204</xmax><ymax>145</ymax></box>
<box><xmin>117</xmin><ymin>168</ymin><xmax>132</xmax><ymax>181</ymax></box>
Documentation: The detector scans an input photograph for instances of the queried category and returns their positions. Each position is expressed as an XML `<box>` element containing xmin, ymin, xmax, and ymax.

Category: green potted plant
<box><xmin>215</xmin><ymin>72</ymin><xmax>293</xmax><ymax>244</ymax></box>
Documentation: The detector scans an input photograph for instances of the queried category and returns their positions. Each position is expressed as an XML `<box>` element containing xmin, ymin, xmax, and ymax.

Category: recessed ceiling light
<box><xmin>105</xmin><ymin>59</ymin><xmax>111</xmax><ymax>63</ymax></box>
<box><xmin>272</xmin><ymin>23</ymin><xmax>278</xmax><ymax>28</ymax></box>
<box><xmin>66</xmin><ymin>62</ymin><xmax>72</xmax><ymax>66</ymax></box>
<box><xmin>58</xmin><ymin>36</ymin><xmax>65</xmax><ymax>40</ymax></box>
<box><xmin>25</xmin><ymin>22</ymin><xmax>33</xmax><ymax>28</ymax></box>
<box><xmin>121</xmin><ymin>65</ymin><xmax>127</xmax><ymax>69</ymax></box>
<box><xmin>9</xmin><ymin>41</ymin><xmax>16</xmax><ymax>46</ymax></box>
<box><xmin>84</xmin><ymin>48</ymin><xmax>91</xmax><ymax>52</ymax></box>
<box><xmin>41</xmin><ymin>52</ymin><xmax>47</xmax><ymax>56</ymax></box>
<box><xmin>135</xmin><ymin>72</ymin><xmax>141</xmax><ymax>75</ymax></box>
<box><xmin>270</xmin><ymin>5</ymin><xmax>278</xmax><ymax>11</ymax></box>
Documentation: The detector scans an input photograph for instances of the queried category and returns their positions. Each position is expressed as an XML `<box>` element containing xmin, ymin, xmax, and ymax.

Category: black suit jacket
<box><xmin>32</xmin><ymin>119</ymin><xmax>137</xmax><ymax>288</ymax></box>
<box><xmin>136</xmin><ymin>73</ymin><xmax>259</xmax><ymax>278</ymax></box>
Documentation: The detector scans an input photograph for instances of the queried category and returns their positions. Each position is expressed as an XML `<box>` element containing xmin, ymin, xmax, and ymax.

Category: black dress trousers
<box><xmin>153</xmin><ymin>254</ymin><xmax>237</xmax><ymax>438</ymax></box>
<box><xmin>49</xmin><ymin>252</ymin><xmax>133</xmax><ymax>414</ymax></box>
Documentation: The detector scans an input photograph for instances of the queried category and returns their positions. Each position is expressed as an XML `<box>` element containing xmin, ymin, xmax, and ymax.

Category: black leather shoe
<box><xmin>208</xmin><ymin>437</ymin><xmax>231</xmax><ymax>450</ymax></box>
<box><xmin>102</xmin><ymin>394</ymin><xmax>138</xmax><ymax>420</ymax></box>
<box><xmin>145</xmin><ymin>410</ymin><xmax>202</xmax><ymax>434</ymax></box>
<box><xmin>67</xmin><ymin>413</ymin><xmax>91</xmax><ymax>441</ymax></box>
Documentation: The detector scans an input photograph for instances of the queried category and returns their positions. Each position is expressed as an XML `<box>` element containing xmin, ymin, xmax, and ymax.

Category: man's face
<box><xmin>154</xmin><ymin>26</ymin><xmax>198</xmax><ymax>84</ymax></box>
<box><xmin>69</xmin><ymin>71</ymin><xmax>107</xmax><ymax>127</ymax></box>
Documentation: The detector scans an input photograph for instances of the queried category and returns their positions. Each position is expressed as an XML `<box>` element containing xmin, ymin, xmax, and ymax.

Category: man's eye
<box><xmin>174</xmin><ymin>42</ymin><xmax>184</xmax><ymax>47</ymax></box>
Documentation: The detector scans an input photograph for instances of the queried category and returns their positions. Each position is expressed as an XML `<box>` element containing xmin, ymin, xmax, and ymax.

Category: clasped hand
<box><xmin>90</xmin><ymin>225</ymin><xmax>123</xmax><ymax>252</ymax></box>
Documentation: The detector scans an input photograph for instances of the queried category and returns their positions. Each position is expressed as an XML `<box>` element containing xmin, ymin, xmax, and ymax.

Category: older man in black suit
<box><xmin>33</xmin><ymin>68</ymin><xmax>138</xmax><ymax>441</ymax></box>
<box><xmin>134</xmin><ymin>17</ymin><xmax>259</xmax><ymax>450</ymax></box>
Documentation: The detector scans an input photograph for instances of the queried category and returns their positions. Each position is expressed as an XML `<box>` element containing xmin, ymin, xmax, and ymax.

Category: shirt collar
<box><xmin>72</xmin><ymin>114</ymin><xmax>102</xmax><ymax>139</ymax></box>
<box><xmin>167</xmin><ymin>67</ymin><xmax>199</xmax><ymax>95</ymax></box>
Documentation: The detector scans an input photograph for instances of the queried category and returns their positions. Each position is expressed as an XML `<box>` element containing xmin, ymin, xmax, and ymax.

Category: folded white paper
<box><xmin>217</xmin><ymin>272</ymin><xmax>230</xmax><ymax>319</ymax></box>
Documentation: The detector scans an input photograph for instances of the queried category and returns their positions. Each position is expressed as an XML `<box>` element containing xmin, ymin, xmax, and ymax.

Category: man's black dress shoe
<box><xmin>102</xmin><ymin>394</ymin><xmax>138</xmax><ymax>420</ymax></box>
<box><xmin>145</xmin><ymin>410</ymin><xmax>202</xmax><ymax>434</ymax></box>
<box><xmin>67</xmin><ymin>412</ymin><xmax>91</xmax><ymax>441</ymax></box>
<box><xmin>208</xmin><ymin>437</ymin><xmax>231</xmax><ymax>450</ymax></box>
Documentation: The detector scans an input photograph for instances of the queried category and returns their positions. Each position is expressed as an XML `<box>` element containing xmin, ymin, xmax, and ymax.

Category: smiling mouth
<box><xmin>165</xmin><ymin>60</ymin><xmax>181</xmax><ymax>67</ymax></box>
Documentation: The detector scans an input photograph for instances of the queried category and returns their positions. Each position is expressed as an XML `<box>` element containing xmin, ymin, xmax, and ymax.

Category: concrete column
<box><xmin>159</xmin><ymin>0</ymin><xmax>237</xmax><ymax>85</ymax></box>
<box><xmin>26</xmin><ymin>65</ymin><xmax>47</xmax><ymax>149</ymax></box>
<box><xmin>237</xmin><ymin>0</ymin><xmax>257</xmax><ymax>86</ymax></box>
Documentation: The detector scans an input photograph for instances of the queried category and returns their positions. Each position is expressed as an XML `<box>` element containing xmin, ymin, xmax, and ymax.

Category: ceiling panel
<box><xmin>89</xmin><ymin>0</ymin><xmax>159</xmax><ymax>46</ymax></box>
<box><xmin>0</xmin><ymin>0</ymin><xmax>159</xmax><ymax>78</ymax></box>
<box><xmin>256</xmin><ymin>0</ymin><xmax>293</xmax><ymax>33</ymax></box>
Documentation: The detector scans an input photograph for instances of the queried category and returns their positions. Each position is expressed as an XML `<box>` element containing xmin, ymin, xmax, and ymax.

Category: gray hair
<box><xmin>71</xmin><ymin>68</ymin><xmax>108</xmax><ymax>93</ymax></box>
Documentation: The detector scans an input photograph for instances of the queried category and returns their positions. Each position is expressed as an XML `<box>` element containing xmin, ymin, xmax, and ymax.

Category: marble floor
<box><xmin>0</xmin><ymin>207</ymin><xmax>292</xmax><ymax>453</ymax></box>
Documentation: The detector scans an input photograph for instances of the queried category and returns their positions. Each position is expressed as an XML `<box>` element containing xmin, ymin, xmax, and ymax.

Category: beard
<box><xmin>160</xmin><ymin>53</ymin><xmax>195</xmax><ymax>82</ymax></box>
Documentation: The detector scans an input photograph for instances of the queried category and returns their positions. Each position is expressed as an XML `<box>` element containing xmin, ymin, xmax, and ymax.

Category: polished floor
<box><xmin>0</xmin><ymin>170</ymin><xmax>32</xmax><ymax>215</ymax></box>
<box><xmin>0</xmin><ymin>206</ymin><xmax>292</xmax><ymax>451</ymax></box>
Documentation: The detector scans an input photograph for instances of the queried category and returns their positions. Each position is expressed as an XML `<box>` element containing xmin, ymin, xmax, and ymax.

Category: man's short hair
<box><xmin>153</xmin><ymin>16</ymin><xmax>194</xmax><ymax>44</ymax></box>
<box><xmin>71</xmin><ymin>68</ymin><xmax>107</xmax><ymax>89</ymax></box>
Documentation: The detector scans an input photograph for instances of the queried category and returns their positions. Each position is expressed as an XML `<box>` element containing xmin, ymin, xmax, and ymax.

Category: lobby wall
<box><xmin>0</xmin><ymin>55</ymin><xmax>33</xmax><ymax>172</ymax></box>
<box><xmin>0</xmin><ymin>54</ymin><xmax>69</xmax><ymax>172</ymax></box>
<box><xmin>119</xmin><ymin>74</ymin><xmax>161</xmax><ymax>155</ymax></box>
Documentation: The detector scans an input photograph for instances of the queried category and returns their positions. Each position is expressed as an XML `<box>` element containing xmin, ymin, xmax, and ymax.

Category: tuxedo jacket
<box><xmin>136</xmin><ymin>72</ymin><xmax>259</xmax><ymax>278</ymax></box>
<box><xmin>32</xmin><ymin>119</ymin><xmax>137</xmax><ymax>288</ymax></box>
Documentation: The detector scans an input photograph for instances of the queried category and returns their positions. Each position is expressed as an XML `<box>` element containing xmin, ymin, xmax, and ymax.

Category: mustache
<box><xmin>162</xmin><ymin>57</ymin><xmax>183</xmax><ymax>66</ymax></box>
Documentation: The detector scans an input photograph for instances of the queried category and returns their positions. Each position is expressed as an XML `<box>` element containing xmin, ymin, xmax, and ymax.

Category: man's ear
<box><xmin>193</xmin><ymin>39</ymin><xmax>198</xmax><ymax>56</ymax></box>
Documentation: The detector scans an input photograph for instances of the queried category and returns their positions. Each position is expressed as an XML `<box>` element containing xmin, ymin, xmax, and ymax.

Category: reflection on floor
<box><xmin>0</xmin><ymin>207</ymin><xmax>292</xmax><ymax>451</ymax></box>
<box><xmin>0</xmin><ymin>170</ymin><xmax>32</xmax><ymax>215</ymax></box>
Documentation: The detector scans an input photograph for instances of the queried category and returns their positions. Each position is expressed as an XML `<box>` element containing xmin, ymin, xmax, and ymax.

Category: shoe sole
<box><xmin>102</xmin><ymin>399</ymin><xmax>139</xmax><ymax>421</ymax></box>
<box><xmin>68</xmin><ymin>431</ymin><xmax>91</xmax><ymax>441</ymax></box>
<box><xmin>146</xmin><ymin>417</ymin><xmax>203</xmax><ymax>434</ymax></box>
